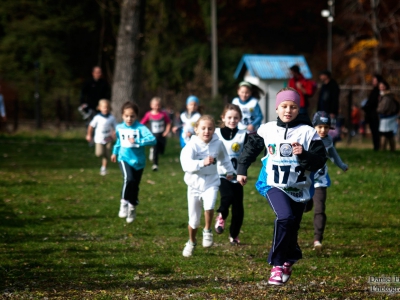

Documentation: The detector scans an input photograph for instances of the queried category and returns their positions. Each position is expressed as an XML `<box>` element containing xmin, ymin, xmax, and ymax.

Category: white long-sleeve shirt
<box><xmin>180</xmin><ymin>134</ymin><xmax>235</xmax><ymax>191</ymax></box>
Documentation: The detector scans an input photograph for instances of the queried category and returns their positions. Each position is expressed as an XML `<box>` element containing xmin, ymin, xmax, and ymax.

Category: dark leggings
<box><xmin>217</xmin><ymin>178</ymin><xmax>244</xmax><ymax>239</ymax></box>
<box><xmin>118</xmin><ymin>161</ymin><xmax>144</xmax><ymax>206</ymax></box>
<box><xmin>266</xmin><ymin>188</ymin><xmax>305</xmax><ymax>266</ymax></box>
<box><xmin>152</xmin><ymin>133</ymin><xmax>166</xmax><ymax>165</ymax></box>
<box><xmin>305</xmin><ymin>187</ymin><xmax>327</xmax><ymax>242</ymax></box>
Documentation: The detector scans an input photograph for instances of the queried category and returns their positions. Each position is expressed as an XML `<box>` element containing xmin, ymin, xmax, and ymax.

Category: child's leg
<box><xmin>188</xmin><ymin>226</ymin><xmax>198</xmax><ymax>243</ymax></box>
<box><xmin>203</xmin><ymin>186</ymin><xmax>219</xmax><ymax>230</ymax></box>
<box><xmin>313</xmin><ymin>187</ymin><xmax>327</xmax><ymax>242</ymax></box>
<box><xmin>266</xmin><ymin>188</ymin><xmax>305</xmax><ymax>266</ymax></box>
<box><xmin>217</xmin><ymin>178</ymin><xmax>233</xmax><ymax>220</ymax></box>
<box><xmin>229</xmin><ymin>182</ymin><xmax>244</xmax><ymax>239</ymax></box>
<box><xmin>102</xmin><ymin>142</ymin><xmax>112</xmax><ymax>168</ymax></box>
<box><xmin>118</xmin><ymin>161</ymin><xmax>144</xmax><ymax>206</ymax></box>
<box><xmin>187</xmin><ymin>187</ymin><xmax>202</xmax><ymax>243</ymax></box>
<box><xmin>204</xmin><ymin>210</ymin><xmax>214</xmax><ymax>230</ymax></box>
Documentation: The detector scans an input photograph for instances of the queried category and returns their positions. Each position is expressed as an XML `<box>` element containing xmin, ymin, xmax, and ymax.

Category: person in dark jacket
<box><xmin>362</xmin><ymin>74</ymin><xmax>383</xmax><ymax>151</ymax></box>
<box><xmin>317</xmin><ymin>70</ymin><xmax>340</xmax><ymax>119</ymax></box>
<box><xmin>79</xmin><ymin>66</ymin><xmax>111</xmax><ymax>121</ymax></box>
<box><xmin>236</xmin><ymin>87</ymin><xmax>327</xmax><ymax>286</ymax></box>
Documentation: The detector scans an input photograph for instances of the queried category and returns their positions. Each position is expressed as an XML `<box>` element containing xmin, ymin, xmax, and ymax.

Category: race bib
<box><xmin>119</xmin><ymin>129</ymin><xmax>140</xmax><ymax>148</ymax></box>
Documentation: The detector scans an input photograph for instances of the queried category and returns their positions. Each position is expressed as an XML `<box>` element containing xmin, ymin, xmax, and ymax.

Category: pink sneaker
<box><xmin>214</xmin><ymin>213</ymin><xmax>225</xmax><ymax>234</ymax></box>
<box><xmin>282</xmin><ymin>262</ymin><xmax>293</xmax><ymax>283</ymax></box>
<box><xmin>268</xmin><ymin>266</ymin><xmax>284</xmax><ymax>285</ymax></box>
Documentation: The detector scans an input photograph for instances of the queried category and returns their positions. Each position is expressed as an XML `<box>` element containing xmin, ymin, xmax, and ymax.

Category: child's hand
<box><xmin>247</xmin><ymin>124</ymin><xmax>254</xmax><ymax>132</ymax></box>
<box><xmin>128</xmin><ymin>137</ymin><xmax>135</xmax><ymax>144</ymax></box>
<box><xmin>186</xmin><ymin>132</ymin><xmax>192</xmax><ymax>138</ymax></box>
<box><xmin>86</xmin><ymin>135</ymin><xmax>92</xmax><ymax>143</ymax></box>
<box><xmin>237</xmin><ymin>175</ymin><xmax>247</xmax><ymax>186</ymax></box>
<box><xmin>111</xmin><ymin>154</ymin><xmax>117</xmax><ymax>163</ymax></box>
<box><xmin>292</xmin><ymin>142</ymin><xmax>303</xmax><ymax>155</ymax></box>
<box><xmin>172</xmin><ymin>126</ymin><xmax>178</xmax><ymax>133</ymax></box>
<box><xmin>203</xmin><ymin>156</ymin><xmax>214</xmax><ymax>166</ymax></box>
<box><xmin>226</xmin><ymin>174</ymin><xmax>233</xmax><ymax>181</ymax></box>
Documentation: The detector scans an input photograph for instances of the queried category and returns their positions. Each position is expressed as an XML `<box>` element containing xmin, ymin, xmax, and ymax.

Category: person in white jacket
<box><xmin>180</xmin><ymin>115</ymin><xmax>236</xmax><ymax>257</ymax></box>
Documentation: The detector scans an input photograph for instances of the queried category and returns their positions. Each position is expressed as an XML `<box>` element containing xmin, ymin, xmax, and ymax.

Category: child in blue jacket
<box><xmin>111</xmin><ymin>101</ymin><xmax>156</xmax><ymax>223</ymax></box>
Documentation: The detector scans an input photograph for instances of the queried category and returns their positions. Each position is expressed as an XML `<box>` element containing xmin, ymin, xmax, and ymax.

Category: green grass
<box><xmin>0</xmin><ymin>132</ymin><xmax>399</xmax><ymax>299</ymax></box>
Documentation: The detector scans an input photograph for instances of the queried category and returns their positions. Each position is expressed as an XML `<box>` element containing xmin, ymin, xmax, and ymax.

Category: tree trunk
<box><xmin>111</xmin><ymin>0</ymin><xmax>145</xmax><ymax>121</ymax></box>
<box><xmin>370</xmin><ymin>0</ymin><xmax>381</xmax><ymax>73</ymax></box>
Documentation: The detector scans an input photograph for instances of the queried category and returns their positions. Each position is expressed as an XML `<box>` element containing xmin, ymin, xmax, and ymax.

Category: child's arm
<box><xmin>163</xmin><ymin>122</ymin><xmax>171</xmax><ymax>137</ymax></box>
<box><xmin>86</xmin><ymin>125</ymin><xmax>94</xmax><ymax>143</ymax></box>
<box><xmin>295</xmin><ymin>138</ymin><xmax>327</xmax><ymax>172</ymax></box>
<box><xmin>135</xmin><ymin>126</ymin><xmax>157</xmax><ymax>146</ymax></box>
<box><xmin>327</xmin><ymin>147</ymin><xmax>348</xmax><ymax>171</ymax></box>
<box><xmin>111</xmin><ymin>128</ymin><xmax>120</xmax><ymax>163</ymax></box>
<box><xmin>180</xmin><ymin>145</ymin><xmax>208</xmax><ymax>173</ymax></box>
<box><xmin>249</xmin><ymin>103</ymin><xmax>263</xmax><ymax>130</ymax></box>
<box><xmin>140</xmin><ymin>112</ymin><xmax>150</xmax><ymax>125</ymax></box>
<box><xmin>236</xmin><ymin>133</ymin><xmax>265</xmax><ymax>185</ymax></box>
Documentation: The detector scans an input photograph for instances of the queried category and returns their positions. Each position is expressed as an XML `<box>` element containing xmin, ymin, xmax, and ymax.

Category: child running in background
<box><xmin>214</xmin><ymin>104</ymin><xmax>248</xmax><ymax>245</ymax></box>
<box><xmin>172</xmin><ymin>95</ymin><xmax>201</xmax><ymax>147</ymax></box>
<box><xmin>232</xmin><ymin>81</ymin><xmax>264</xmax><ymax>133</ymax></box>
<box><xmin>180</xmin><ymin>115</ymin><xmax>236</xmax><ymax>257</ymax></box>
<box><xmin>304</xmin><ymin>111</ymin><xmax>348</xmax><ymax>251</ymax></box>
<box><xmin>140</xmin><ymin>97</ymin><xmax>171</xmax><ymax>171</ymax></box>
<box><xmin>86</xmin><ymin>99</ymin><xmax>117</xmax><ymax>175</ymax></box>
<box><xmin>111</xmin><ymin>102</ymin><xmax>156</xmax><ymax>223</ymax></box>
<box><xmin>236</xmin><ymin>88</ymin><xmax>327</xmax><ymax>285</ymax></box>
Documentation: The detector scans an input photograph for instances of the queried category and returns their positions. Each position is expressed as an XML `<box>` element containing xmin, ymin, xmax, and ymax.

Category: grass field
<box><xmin>0</xmin><ymin>131</ymin><xmax>399</xmax><ymax>299</ymax></box>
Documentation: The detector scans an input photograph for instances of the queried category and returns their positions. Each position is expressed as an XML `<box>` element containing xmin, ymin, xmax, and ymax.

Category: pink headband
<box><xmin>276</xmin><ymin>90</ymin><xmax>300</xmax><ymax>109</ymax></box>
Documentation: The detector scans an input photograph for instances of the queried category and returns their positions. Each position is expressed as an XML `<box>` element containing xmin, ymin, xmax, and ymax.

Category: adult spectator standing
<box><xmin>288</xmin><ymin>65</ymin><xmax>314</xmax><ymax>116</ymax></box>
<box><xmin>79</xmin><ymin>66</ymin><xmax>111</xmax><ymax>121</ymax></box>
<box><xmin>0</xmin><ymin>85</ymin><xmax>6</xmax><ymax>131</ymax></box>
<box><xmin>317</xmin><ymin>70</ymin><xmax>340</xmax><ymax>119</ymax></box>
<box><xmin>362</xmin><ymin>74</ymin><xmax>382</xmax><ymax>151</ymax></box>
<box><xmin>377</xmin><ymin>80</ymin><xmax>399</xmax><ymax>151</ymax></box>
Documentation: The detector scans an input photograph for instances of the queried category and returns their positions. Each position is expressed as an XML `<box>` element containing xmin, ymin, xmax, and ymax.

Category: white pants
<box><xmin>187</xmin><ymin>186</ymin><xmax>218</xmax><ymax>229</ymax></box>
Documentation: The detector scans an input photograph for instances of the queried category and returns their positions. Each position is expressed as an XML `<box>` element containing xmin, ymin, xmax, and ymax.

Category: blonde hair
<box><xmin>97</xmin><ymin>99</ymin><xmax>111</xmax><ymax>111</ymax></box>
<box><xmin>150</xmin><ymin>96</ymin><xmax>162</xmax><ymax>104</ymax></box>
<box><xmin>195</xmin><ymin>115</ymin><xmax>216</xmax><ymax>129</ymax></box>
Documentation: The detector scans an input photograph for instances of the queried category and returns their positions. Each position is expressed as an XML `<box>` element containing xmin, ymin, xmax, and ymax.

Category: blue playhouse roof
<box><xmin>234</xmin><ymin>54</ymin><xmax>313</xmax><ymax>80</ymax></box>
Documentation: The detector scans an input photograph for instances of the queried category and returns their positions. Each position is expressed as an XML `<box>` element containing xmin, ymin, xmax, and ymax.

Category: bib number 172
<box><xmin>272</xmin><ymin>164</ymin><xmax>306</xmax><ymax>184</ymax></box>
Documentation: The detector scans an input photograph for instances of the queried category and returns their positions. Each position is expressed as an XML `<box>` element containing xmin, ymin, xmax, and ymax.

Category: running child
<box><xmin>304</xmin><ymin>111</ymin><xmax>348</xmax><ymax>251</ymax></box>
<box><xmin>172</xmin><ymin>95</ymin><xmax>201</xmax><ymax>147</ymax></box>
<box><xmin>236</xmin><ymin>87</ymin><xmax>327</xmax><ymax>285</ymax></box>
<box><xmin>232</xmin><ymin>81</ymin><xmax>264</xmax><ymax>133</ymax></box>
<box><xmin>111</xmin><ymin>101</ymin><xmax>156</xmax><ymax>223</ymax></box>
<box><xmin>86</xmin><ymin>99</ymin><xmax>117</xmax><ymax>175</ymax></box>
<box><xmin>214</xmin><ymin>104</ymin><xmax>248</xmax><ymax>245</ymax></box>
<box><xmin>180</xmin><ymin>115</ymin><xmax>236</xmax><ymax>257</ymax></box>
<box><xmin>140</xmin><ymin>97</ymin><xmax>171</xmax><ymax>171</ymax></box>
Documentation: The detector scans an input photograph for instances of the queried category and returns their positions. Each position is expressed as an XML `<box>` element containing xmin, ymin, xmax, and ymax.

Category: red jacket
<box><xmin>288</xmin><ymin>74</ymin><xmax>314</xmax><ymax>108</ymax></box>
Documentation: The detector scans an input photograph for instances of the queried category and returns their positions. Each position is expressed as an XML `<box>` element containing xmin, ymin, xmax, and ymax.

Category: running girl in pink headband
<box><xmin>236</xmin><ymin>87</ymin><xmax>327</xmax><ymax>285</ymax></box>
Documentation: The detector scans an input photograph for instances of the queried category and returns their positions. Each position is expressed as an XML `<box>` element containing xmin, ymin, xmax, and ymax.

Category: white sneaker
<box><xmin>126</xmin><ymin>204</ymin><xmax>136</xmax><ymax>223</ymax></box>
<box><xmin>149</xmin><ymin>147</ymin><xmax>154</xmax><ymax>161</ymax></box>
<box><xmin>118</xmin><ymin>199</ymin><xmax>129</xmax><ymax>218</ymax></box>
<box><xmin>182</xmin><ymin>241</ymin><xmax>196</xmax><ymax>257</ymax></box>
<box><xmin>314</xmin><ymin>240</ymin><xmax>323</xmax><ymax>252</ymax></box>
<box><xmin>100</xmin><ymin>167</ymin><xmax>107</xmax><ymax>176</ymax></box>
<box><xmin>202</xmin><ymin>229</ymin><xmax>213</xmax><ymax>248</ymax></box>
<box><xmin>152</xmin><ymin>164</ymin><xmax>158</xmax><ymax>171</ymax></box>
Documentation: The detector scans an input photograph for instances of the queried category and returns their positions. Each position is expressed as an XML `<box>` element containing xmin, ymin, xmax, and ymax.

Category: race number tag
<box><xmin>119</xmin><ymin>129</ymin><xmax>140</xmax><ymax>148</ymax></box>
<box><xmin>151</xmin><ymin>120</ymin><xmax>164</xmax><ymax>134</ymax></box>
